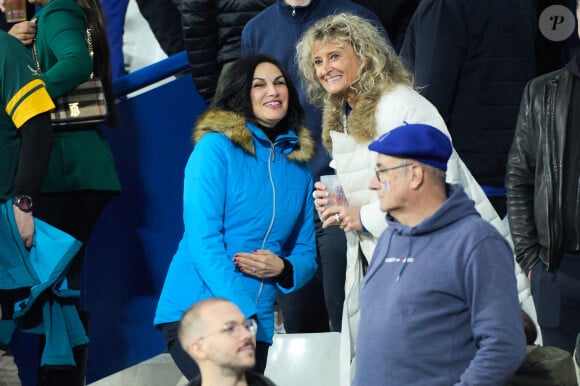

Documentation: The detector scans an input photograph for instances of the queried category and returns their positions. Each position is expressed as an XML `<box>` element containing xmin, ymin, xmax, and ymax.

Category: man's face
<box><xmin>369</xmin><ymin>154</ymin><xmax>410</xmax><ymax>214</ymax></box>
<box><xmin>199</xmin><ymin>302</ymin><xmax>256</xmax><ymax>372</ymax></box>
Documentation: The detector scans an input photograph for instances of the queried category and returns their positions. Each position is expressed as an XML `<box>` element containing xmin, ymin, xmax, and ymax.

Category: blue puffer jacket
<box><xmin>154</xmin><ymin>109</ymin><xmax>317</xmax><ymax>344</ymax></box>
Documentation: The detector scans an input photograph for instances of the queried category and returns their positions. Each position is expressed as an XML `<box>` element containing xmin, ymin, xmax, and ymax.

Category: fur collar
<box><xmin>321</xmin><ymin>93</ymin><xmax>381</xmax><ymax>153</ymax></box>
<box><xmin>192</xmin><ymin>109</ymin><xmax>315</xmax><ymax>162</ymax></box>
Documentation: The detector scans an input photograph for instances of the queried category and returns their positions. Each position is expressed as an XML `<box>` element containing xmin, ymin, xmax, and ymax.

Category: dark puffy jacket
<box><xmin>181</xmin><ymin>0</ymin><xmax>274</xmax><ymax>102</ymax></box>
<box><xmin>400</xmin><ymin>0</ymin><xmax>537</xmax><ymax>187</ymax></box>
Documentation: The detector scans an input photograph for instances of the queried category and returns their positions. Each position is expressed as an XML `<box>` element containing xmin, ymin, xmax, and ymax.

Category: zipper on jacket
<box><xmin>255</xmin><ymin>143</ymin><xmax>278</xmax><ymax>306</ymax></box>
<box><xmin>270</xmin><ymin>142</ymin><xmax>276</xmax><ymax>162</ymax></box>
<box><xmin>292</xmin><ymin>7</ymin><xmax>296</xmax><ymax>16</ymax></box>
<box><xmin>546</xmin><ymin>79</ymin><xmax>562</xmax><ymax>271</ymax></box>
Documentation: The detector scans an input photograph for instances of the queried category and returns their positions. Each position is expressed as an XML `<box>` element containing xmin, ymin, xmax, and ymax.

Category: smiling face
<box><xmin>312</xmin><ymin>39</ymin><xmax>363</xmax><ymax>104</ymax></box>
<box><xmin>250</xmin><ymin>62</ymin><xmax>289</xmax><ymax>128</ymax></box>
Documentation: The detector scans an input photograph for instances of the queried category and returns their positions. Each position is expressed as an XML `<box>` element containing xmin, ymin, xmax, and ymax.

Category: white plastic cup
<box><xmin>319</xmin><ymin>175</ymin><xmax>347</xmax><ymax>207</ymax></box>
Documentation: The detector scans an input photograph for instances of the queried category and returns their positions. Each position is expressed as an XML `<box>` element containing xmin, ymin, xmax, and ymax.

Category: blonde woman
<box><xmin>296</xmin><ymin>13</ymin><xmax>528</xmax><ymax>384</ymax></box>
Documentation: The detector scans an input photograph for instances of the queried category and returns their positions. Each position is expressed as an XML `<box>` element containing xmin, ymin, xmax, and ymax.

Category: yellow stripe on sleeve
<box><xmin>7</xmin><ymin>79</ymin><xmax>55</xmax><ymax>129</ymax></box>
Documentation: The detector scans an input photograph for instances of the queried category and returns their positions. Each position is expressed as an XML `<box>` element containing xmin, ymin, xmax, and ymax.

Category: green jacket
<box><xmin>33</xmin><ymin>0</ymin><xmax>120</xmax><ymax>193</ymax></box>
<box><xmin>0</xmin><ymin>31</ymin><xmax>54</xmax><ymax>201</ymax></box>
<box><xmin>506</xmin><ymin>345</ymin><xmax>577</xmax><ymax>386</ymax></box>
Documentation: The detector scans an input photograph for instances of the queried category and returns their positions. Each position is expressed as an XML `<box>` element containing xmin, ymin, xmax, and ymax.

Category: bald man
<box><xmin>179</xmin><ymin>298</ymin><xmax>277</xmax><ymax>386</ymax></box>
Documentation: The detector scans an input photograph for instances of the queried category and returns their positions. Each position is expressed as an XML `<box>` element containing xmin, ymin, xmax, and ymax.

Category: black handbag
<box><xmin>32</xmin><ymin>29</ymin><xmax>108</xmax><ymax>127</ymax></box>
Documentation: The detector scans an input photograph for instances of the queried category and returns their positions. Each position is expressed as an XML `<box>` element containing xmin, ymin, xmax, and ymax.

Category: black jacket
<box><xmin>135</xmin><ymin>0</ymin><xmax>184</xmax><ymax>56</ymax></box>
<box><xmin>187</xmin><ymin>371</ymin><xmax>277</xmax><ymax>386</ymax></box>
<box><xmin>352</xmin><ymin>0</ymin><xmax>419</xmax><ymax>53</ymax></box>
<box><xmin>400</xmin><ymin>0</ymin><xmax>537</xmax><ymax>187</ymax></box>
<box><xmin>505</xmin><ymin>62</ymin><xmax>576</xmax><ymax>274</ymax></box>
<box><xmin>181</xmin><ymin>0</ymin><xmax>274</xmax><ymax>102</ymax></box>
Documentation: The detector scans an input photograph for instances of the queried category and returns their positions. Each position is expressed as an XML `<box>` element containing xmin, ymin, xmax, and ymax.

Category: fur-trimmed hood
<box><xmin>193</xmin><ymin>109</ymin><xmax>315</xmax><ymax>162</ymax></box>
<box><xmin>321</xmin><ymin>93</ymin><xmax>381</xmax><ymax>153</ymax></box>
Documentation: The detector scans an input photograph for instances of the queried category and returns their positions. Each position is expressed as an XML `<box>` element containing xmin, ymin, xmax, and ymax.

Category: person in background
<box><xmin>507</xmin><ymin>310</ymin><xmax>577</xmax><ymax>386</ymax></box>
<box><xmin>399</xmin><ymin>0</ymin><xmax>537</xmax><ymax>217</ymax></box>
<box><xmin>7</xmin><ymin>0</ymin><xmax>121</xmax><ymax>384</ymax></box>
<box><xmin>296</xmin><ymin>13</ymin><xmax>527</xmax><ymax>385</ymax></box>
<box><xmin>135</xmin><ymin>0</ymin><xmax>183</xmax><ymax>57</ymax></box>
<box><xmin>0</xmin><ymin>26</ymin><xmax>55</xmax><ymax>386</ymax></box>
<box><xmin>181</xmin><ymin>0</ymin><xmax>274</xmax><ymax>104</ymax></box>
<box><xmin>352</xmin><ymin>0</ymin><xmax>419</xmax><ymax>53</ymax></box>
<box><xmin>179</xmin><ymin>298</ymin><xmax>277</xmax><ymax>386</ymax></box>
<box><xmin>154</xmin><ymin>54</ymin><xmax>317</xmax><ymax>382</ymax></box>
<box><xmin>356</xmin><ymin>123</ymin><xmax>526</xmax><ymax>386</ymax></box>
<box><xmin>506</xmin><ymin>0</ymin><xmax>580</xmax><ymax>356</ymax></box>
<box><xmin>242</xmin><ymin>0</ymin><xmax>387</xmax><ymax>336</ymax></box>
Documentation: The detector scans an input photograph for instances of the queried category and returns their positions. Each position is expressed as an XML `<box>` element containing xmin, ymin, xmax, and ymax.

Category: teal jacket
<box><xmin>0</xmin><ymin>200</ymin><xmax>87</xmax><ymax>366</ymax></box>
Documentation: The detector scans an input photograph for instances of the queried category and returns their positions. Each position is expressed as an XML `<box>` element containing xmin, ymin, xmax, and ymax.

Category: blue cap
<box><xmin>368</xmin><ymin>123</ymin><xmax>452</xmax><ymax>171</ymax></box>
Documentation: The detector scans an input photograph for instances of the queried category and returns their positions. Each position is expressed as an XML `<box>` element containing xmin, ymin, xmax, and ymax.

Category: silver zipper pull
<box><xmin>292</xmin><ymin>7</ymin><xmax>296</xmax><ymax>16</ymax></box>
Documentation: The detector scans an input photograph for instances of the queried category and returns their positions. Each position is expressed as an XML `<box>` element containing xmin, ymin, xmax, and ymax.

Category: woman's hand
<box><xmin>314</xmin><ymin>181</ymin><xmax>362</xmax><ymax>231</ymax></box>
<box><xmin>321</xmin><ymin>205</ymin><xmax>362</xmax><ymax>232</ymax></box>
<box><xmin>234</xmin><ymin>250</ymin><xmax>285</xmax><ymax>278</ymax></box>
<box><xmin>8</xmin><ymin>19</ymin><xmax>37</xmax><ymax>46</ymax></box>
<box><xmin>312</xmin><ymin>181</ymin><xmax>330</xmax><ymax>213</ymax></box>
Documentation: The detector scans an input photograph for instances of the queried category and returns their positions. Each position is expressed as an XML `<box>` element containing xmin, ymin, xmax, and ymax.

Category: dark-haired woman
<box><xmin>7</xmin><ymin>0</ymin><xmax>120</xmax><ymax>384</ymax></box>
<box><xmin>155</xmin><ymin>54</ymin><xmax>317</xmax><ymax>380</ymax></box>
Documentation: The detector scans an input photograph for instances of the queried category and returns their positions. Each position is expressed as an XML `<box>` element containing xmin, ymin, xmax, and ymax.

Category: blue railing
<box><xmin>113</xmin><ymin>51</ymin><xmax>190</xmax><ymax>98</ymax></box>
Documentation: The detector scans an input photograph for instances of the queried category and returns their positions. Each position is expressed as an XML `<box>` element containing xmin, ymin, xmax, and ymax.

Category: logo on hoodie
<box><xmin>384</xmin><ymin>257</ymin><xmax>415</xmax><ymax>264</ymax></box>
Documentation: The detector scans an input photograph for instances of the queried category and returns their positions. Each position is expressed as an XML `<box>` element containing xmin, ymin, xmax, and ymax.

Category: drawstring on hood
<box><xmin>396</xmin><ymin>229</ymin><xmax>414</xmax><ymax>282</ymax></box>
<box><xmin>374</xmin><ymin>184</ymin><xmax>480</xmax><ymax>282</ymax></box>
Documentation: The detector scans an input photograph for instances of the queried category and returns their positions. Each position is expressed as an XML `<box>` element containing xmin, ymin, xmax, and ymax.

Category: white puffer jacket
<box><xmin>321</xmin><ymin>85</ymin><xmax>532</xmax><ymax>386</ymax></box>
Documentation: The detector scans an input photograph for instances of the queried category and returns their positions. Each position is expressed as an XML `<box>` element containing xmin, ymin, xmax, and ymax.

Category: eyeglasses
<box><xmin>198</xmin><ymin>318</ymin><xmax>258</xmax><ymax>341</ymax></box>
<box><xmin>375</xmin><ymin>163</ymin><xmax>409</xmax><ymax>182</ymax></box>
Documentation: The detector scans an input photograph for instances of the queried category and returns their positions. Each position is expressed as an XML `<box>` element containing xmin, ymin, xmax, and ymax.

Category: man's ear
<box><xmin>409</xmin><ymin>164</ymin><xmax>424</xmax><ymax>190</ymax></box>
<box><xmin>190</xmin><ymin>340</ymin><xmax>209</xmax><ymax>361</ymax></box>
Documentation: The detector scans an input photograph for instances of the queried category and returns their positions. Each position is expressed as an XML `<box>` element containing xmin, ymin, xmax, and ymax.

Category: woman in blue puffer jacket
<box><xmin>155</xmin><ymin>54</ymin><xmax>317</xmax><ymax>381</ymax></box>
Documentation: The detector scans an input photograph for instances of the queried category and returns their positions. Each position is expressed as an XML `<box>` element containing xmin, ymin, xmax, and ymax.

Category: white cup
<box><xmin>319</xmin><ymin>175</ymin><xmax>347</xmax><ymax>207</ymax></box>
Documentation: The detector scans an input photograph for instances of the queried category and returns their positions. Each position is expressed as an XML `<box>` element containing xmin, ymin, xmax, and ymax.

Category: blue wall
<box><xmin>83</xmin><ymin>74</ymin><xmax>205</xmax><ymax>382</ymax></box>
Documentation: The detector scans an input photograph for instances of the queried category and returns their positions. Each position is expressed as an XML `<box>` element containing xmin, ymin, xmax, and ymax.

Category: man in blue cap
<box><xmin>353</xmin><ymin>123</ymin><xmax>526</xmax><ymax>386</ymax></box>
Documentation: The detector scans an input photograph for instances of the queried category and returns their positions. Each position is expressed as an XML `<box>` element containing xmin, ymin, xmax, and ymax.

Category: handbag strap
<box><xmin>32</xmin><ymin>28</ymin><xmax>95</xmax><ymax>79</ymax></box>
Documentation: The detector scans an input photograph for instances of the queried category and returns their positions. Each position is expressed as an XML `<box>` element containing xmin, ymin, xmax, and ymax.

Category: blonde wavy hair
<box><xmin>296</xmin><ymin>13</ymin><xmax>413</xmax><ymax>106</ymax></box>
